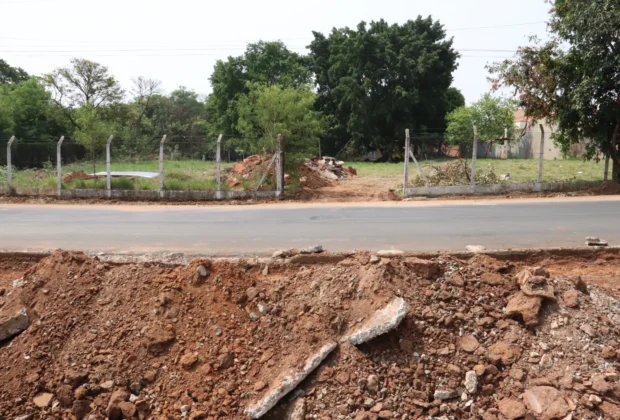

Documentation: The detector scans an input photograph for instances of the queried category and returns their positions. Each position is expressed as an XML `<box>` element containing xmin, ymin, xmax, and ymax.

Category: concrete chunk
<box><xmin>342</xmin><ymin>298</ymin><xmax>408</xmax><ymax>345</ymax></box>
<box><xmin>0</xmin><ymin>308</ymin><xmax>30</xmax><ymax>341</ymax></box>
<box><xmin>244</xmin><ymin>341</ymin><xmax>337</xmax><ymax>419</ymax></box>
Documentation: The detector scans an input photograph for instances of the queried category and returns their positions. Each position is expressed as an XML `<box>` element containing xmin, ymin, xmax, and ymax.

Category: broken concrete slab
<box><xmin>244</xmin><ymin>341</ymin><xmax>337</xmax><ymax>419</ymax></box>
<box><xmin>0</xmin><ymin>307</ymin><xmax>30</xmax><ymax>341</ymax></box>
<box><xmin>342</xmin><ymin>298</ymin><xmax>408</xmax><ymax>346</ymax></box>
<box><xmin>376</xmin><ymin>250</ymin><xmax>404</xmax><ymax>258</ymax></box>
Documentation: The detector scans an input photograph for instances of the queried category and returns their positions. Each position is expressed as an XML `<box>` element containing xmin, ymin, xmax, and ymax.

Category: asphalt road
<box><xmin>0</xmin><ymin>199</ymin><xmax>618</xmax><ymax>255</ymax></box>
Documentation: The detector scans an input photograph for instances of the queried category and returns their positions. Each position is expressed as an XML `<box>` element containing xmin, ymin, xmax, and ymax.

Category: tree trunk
<box><xmin>613</xmin><ymin>157</ymin><xmax>620</xmax><ymax>183</ymax></box>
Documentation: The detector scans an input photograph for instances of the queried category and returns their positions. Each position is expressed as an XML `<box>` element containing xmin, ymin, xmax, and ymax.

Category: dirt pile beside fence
<box><xmin>1</xmin><ymin>250</ymin><xmax>620</xmax><ymax>419</ymax></box>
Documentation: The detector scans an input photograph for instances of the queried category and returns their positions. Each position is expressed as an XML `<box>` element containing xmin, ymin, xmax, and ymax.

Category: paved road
<box><xmin>0</xmin><ymin>199</ymin><xmax>619</xmax><ymax>255</ymax></box>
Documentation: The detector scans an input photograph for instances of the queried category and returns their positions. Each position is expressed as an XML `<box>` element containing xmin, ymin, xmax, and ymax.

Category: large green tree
<box><xmin>309</xmin><ymin>17</ymin><xmax>460</xmax><ymax>159</ymax></box>
<box><xmin>446</xmin><ymin>94</ymin><xmax>516</xmax><ymax>151</ymax></box>
<box><xmin>489</xmin><ymin>0</ymin><xmax>620</xmax><ymax>181</ymax></box>
<box><xmin>207</xmin><ymin>41</ymin><xmax>313</xmax><ymax>140</ymax></box>
<box><xmin>235</xmin><ymin>83</ymin><xmax>325</xmax><ymax>162</ymax></box>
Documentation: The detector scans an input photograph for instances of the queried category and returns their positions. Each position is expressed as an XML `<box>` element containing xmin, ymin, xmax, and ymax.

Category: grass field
<box><xmin>2</xmin><ymin>157</ymin><xmax>607</xmax><ymax>191</ymax></box>
<box><xmin>346</xmin><ymin>158</ymin><xmax>607</xmax><ymax>185</ymax></box>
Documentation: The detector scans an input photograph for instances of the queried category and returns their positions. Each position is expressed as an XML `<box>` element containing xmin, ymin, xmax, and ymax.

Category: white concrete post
<box><xmin>504</xmin><ymin>127</ymin><xmax>509</xmax><ymax>160</ymax></box>
<box><xmin>276</xmin><ymin>134</ymin><xmax>283</xmax><ymax>194</ymax></box>
<box><xmin>159</xmin><ymin>135</ymin><xmax>167</xmax><ymax>197</ymax></box>
<box><xmin>604</xmin><ymin>155</ymin><xmax>610</xmax><ymax>181</ymax></box>
<box><xmin>106</xmin><ymin>135</ymin><xmax>113</xmax><ymax>198</ymax></box>
<box><xmin>6</xmin><ymin>136</ymin><xmax>15</xmax><ymax>189</ymax></box>
<box><xmin>538</xmin><ymin>124</ymin><xmax>545</xmax><ymax>184</ymax></box>
<box><xmin>216</xmin><ymin>134</ymin><xmax>222</xmax><ymax>192</ymax></box>
<box><xmin>56</xmin><ymin>136</ymin><xmax>65</xmax><ymax>198</ymax></box>
<box><xmin>471</xmin><ymin>126</ymin><xmax>478</xmax><ymax>189</ymax></box>
<box><xmin>403</xmin><ymin>129</ymin><xmax>410</xmax><ymax>195</ymax></box>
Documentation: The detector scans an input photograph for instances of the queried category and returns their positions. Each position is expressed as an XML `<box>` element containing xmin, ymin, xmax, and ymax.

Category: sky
<box><xmin>1</xmin><ymin>0</ymin><xmax>551</xmax><ymax>103</ymax></box>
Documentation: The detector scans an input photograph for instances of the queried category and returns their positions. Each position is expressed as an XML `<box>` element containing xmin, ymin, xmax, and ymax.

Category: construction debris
<box><xmin>304</xmin><ymin>156</ymin><xmax>357</xmax><ymax>182</ymax></box>
<box><xmin>1</xmin><ymin>249</ymin><xmax>620</xmax><ymax>419</ymax></box>
<box><xmin>586</xmin><ymin>236</ymin><xmax>609</xmax><ymax>247</ymax></box>
<box><xmin>411</xmin><ymin>159</ymin><xmax>500</xmax><ymax>187</ymax></box>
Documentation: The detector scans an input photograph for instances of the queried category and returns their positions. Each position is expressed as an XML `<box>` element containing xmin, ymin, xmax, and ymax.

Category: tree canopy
<box><xmin>0</xmin><ymin>59</ymin><xmax>29</xmax><ymax>85</ymax></box>
<box><xmin>489</xmin><ymin>0</ymin><xmax>620</xmax><ymax>181</ymax></box>
<box><xmin>445</xmin><ymin>94</ymin><xmax>516</xmax><ymax>147</ymax></box>
<box><xmin>309</xmin><ymin>17</ymin><xmax>460</xmax><ymax>159</ymax></box>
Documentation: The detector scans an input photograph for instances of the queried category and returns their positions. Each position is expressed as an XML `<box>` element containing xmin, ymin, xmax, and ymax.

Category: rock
<box><xmin>33</xmin><ymin>392</ymin><xmax>53</xmax><ymax>408</ymax></box>
<box><xmin>300</xmin><ymin>245</ymin><xmax>324</xmax><ymax>254</ymax></box>
<box><xmin>64</xmin><ymin>369</ymin><xmax>89</xmax><ymax>387</ymax></box>
<box><xmin>474</xmin><ymin>365</ymin><xmax>486</xmax><ymax>376</ymax></box>
<box><xmin>487</xmin><ymin>341</ymin><xmax>521</xmax><ymax>366</ymax></box>
<box><xmin>562</xmin><ymin>289</ymin><xmax>580</xmax><ymax>308</ymax></box>
<box><xmin>523</xmin><ymin>386</ymin><xmax>569</xmax><ymax>420</ymax></box>
<box><xmin>244</xmin><ymin>341</ymin><xmax>337</xmax><ymax>419</ymax></box>
<box><xmin>376</xmin><ymin>250</ymin><xmax>404</xmax><ymax>258</ymax></box>
<box><xmin>591</xmin><ymin>375</ymin><xmax>611</xmax><ymax>395</ymax></box>
<box><xmin>106</xmin><ymin>389</ymin><xmax>130</xmax><ymax>420</ymax></box>
<box><xmin>505</xmin><ymin>292</ymin><xmax>543</xmax><ymax>326</ymax></box>
<box><xmin>464</xmin><ymin>371</ymin><xmax>478</xmax><ymax>394</ymax></box>
<box><xmin>144</xmin><ymin>326</ymin><xmax>175</xmax><ymax>355</ymax></box>
<box><xmin>285</xmin><ymin>398</ymin><xmax>306</xmax><ymax>420</ymax></box>
<box><xmin>56</xmin><ymin>385</ymin><xmax>74</xmax><ymax>407</ymax></box>
<box><xmin>434</xmin><ymin>389</ymin><xmax>457</xmax><ymax>401</ymax></box>
<box><xmin>378</xmin><ymin>411</ymin><xmax>393</xmax><ymax>419</ymax></box>
<box><xmin>196</xmin><ymin>265</ymin><xmax>209</xmax><ymax>277</ymax></box>
<box><xmin>540</xmin><ymin>354</ymin><xmax>553</xmax><ymax>369</ymax></box>
<box><xmin>509</xmin><ymin>368</ymin><xmax>525</xmax><ymax>381</ymax></box>
<box><xmin>521</xmin><ymin>276</ymin><xmax>556</xmax><ymax>301</ymax></box>
<box><xmin>100</xmin><ymin>380</ymin><xmax>115</xmax><ymax>390</ymax></box>
<box><xmin>258</xmin><ymin>303</ymin><xmax>272</xmax><ymax>314</ymax></box>
<box><xmin>460</xmin><ymin>334</ymin><xmax>480</xmax><ymax>353</ymax></box>
<box><xmin>481</xmin><ymin>272</ymin><xmax>504</xmax><ymax>285</ymax></box>
<box><xmin>342</xmin><ymin>298</ymin><xmax>408</xmax><ymax>345</ymax></box>
<box><xmin>246</xmin><ymin>287</ymin><xmax>259</xmax><ymax>301</ymax></box>
<box><xmin>272</xmin><ymin>249</ymin><xmax>296</xmax><ymax>259</ymax></box>
<box><xmin>262</xmin><ymin>265</ymin><xmax>269</xmax><ymax>276</ymax></box>
<box><xmin>249</xmin><ymin>312</ymin><xmax>260</xmax><ymax>321</ymax></box>
<box><xmin>180</xmin><ymin>352</ymin><xmax>198</xmax><ymax>370</ymax></box>
<box><xmin>142</xmin><ymin>370</ymin><xmax>157</xmax><ymax>383</ymax></box>
<box><xmin>254</xmin><ymin>381</ymin><xmax>266</xmax><ymax>391</ymax></box>
<box><xmin>217</xmin><ymin>352</ymin><xmax>234</xmax><ymax>370</ymax></box>
<box><xmin>72</xmin><ymin>400</ymin><xmax>91</xmax><ymax>419</ymax></box>
<box><xmin>335</xmin><ymin>371</ymin><xmax>350</xmax><ymax>385</ymax></box>
<box><xmin>466</xmin><ymin>245</ymin><xmax>486</xmax><ymax>253</ymax></box>
<box><xmin>12</xmin><ymin>278</ymin><xmax>25</xmax><ymax>288</ymax></box>
<box><xmin>189</xmin><ymin>410</ymin><xmax>208</xmax><ymax>420</ymax></box>
<box><xmin>498</xmin><ymin>398</ymin><xmax>526</xmax><ymax>420</ymax></box>
<box><xmin>14</xmin><ymin>415</ymin><xmax>34</xmax><ymax>420</ymax></box>
<box><xmin>118</xmin><ymin>401</ymin><xmax>137</xmax><ymax>418</ymax></box>
<box><xmin>0</xmin><ymin>307</ymin><xmax>30</xmax><ymax>341</ymax></box>
<box><xmin>568</xmin><ymin>276</ymin><xmax>588</xmax><ymax>294</ymax></box>
<box><xmin>599</xmin><ymin>401</ymin><xmax>620</xmax><ymax>419</ymax></box>
<box><xmin>586</xmin><ymin>237</ymin><xmax>608</xmax><ymax>247</ymax></box>
<box><xmin>404</xmin><ymin>257</ymin><xmax>441</xmax><ymax>279</ymax></box>
<box><xmin>589</xmin><ymin>395</ymin><xmax>602</xmax><ymax>406</ymax></box>
<box><xmin>580</xmin><ymin>323</ymin><xmax>596</xmax><ymax>338</ymax></box>
<box><xmin>367</xmin><ymin>375</ymin><xmax>379</xmax><ymax>392</ymax></box>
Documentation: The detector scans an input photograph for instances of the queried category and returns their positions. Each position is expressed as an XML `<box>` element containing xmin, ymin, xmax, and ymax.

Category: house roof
<box><xmin>513</xmin><ymin>109</ymin><xmax>532</xmax><ymax>123</ymax></box>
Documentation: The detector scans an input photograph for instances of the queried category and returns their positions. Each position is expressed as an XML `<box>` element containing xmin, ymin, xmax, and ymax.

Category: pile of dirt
<box><xmin>294</xmin><ymin>164</ymin><xmax>334</xmax><ymax>190</ymax></box>
<box><xmin>226</xmin><ymin>155</ymin><xmax>274</xmax><ymax>188</ymax></box>
<box><xmin>2</xmin><ymin>249</ymin><xmax>620</xmax><ymax>419</ymax></box>
<box><xmin>304</xmin><ymin>157</ymin><xmax>357</xmax><ymax>181</ymax></box>
<box><xmin>411</xmin><ymin>159</ymin><xmax>500</xmax><ymax>187</ymax></box>
<box><xmin>63</xmin><ymin>171</ymin><xmax>97</xmax><ymax>183</ymax></box>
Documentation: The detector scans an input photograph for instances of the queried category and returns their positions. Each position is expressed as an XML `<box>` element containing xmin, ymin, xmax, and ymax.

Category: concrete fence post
<box><xmin>159</xmin><ymin>134</ymin><xmax>167</xmax><ymax>198</ymax></box>
<box><xmin>403</xmin><ymin>129</ymin><xmax>410</xmax><ymax>195</ymax></box>
<box><xmin>604</xmin><ymin>155</ymin><xmax>610</xmax><ymax>181</ymax></box>
<box><xmin>56</xmin><ymin>136</ymin><xmax>65</xmax><ymax>198</ymax></box>
<box><xmin>6</xmin><ymin>136</ymin><xmax>15</xmax><ymax>189</ymax></box>
<box><xmin>504</xmin><ymin>127</ymin><xmax>509</xmax><ymax>160</ymax></box>
<box><xmin>471</xmin><ymin>126</ymin><xmax>478</xmax><ymax>190</ymax></box>
<box><xmin>538</xmin><ymin>124</ymin><xmax>545</xmax><ymax>184</ymax></box>
<box><xmin>106</xmin><ymin>135</ymin><xmax>113</xmax><ymax>198</ymax></box>
<box><xmin>276</xmin><ymin>134</ymin><xmax>283</xmax><ymax>195</ymax></box>
<box><xmin>216</xmin><ymin>134</ymin><xmax>222</xmax><ymax>192</ymax></box>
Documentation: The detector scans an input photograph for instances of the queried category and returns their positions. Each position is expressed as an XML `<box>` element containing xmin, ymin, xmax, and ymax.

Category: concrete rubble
<box><xmin>0</xmin><ymin>307</ymin><xmax>30</xmax><ymax>341</ymax></box>
<box><xmin>342</xmin><ymin>297</ymin><xmax>409</xmax><ymax>345</ymax></box>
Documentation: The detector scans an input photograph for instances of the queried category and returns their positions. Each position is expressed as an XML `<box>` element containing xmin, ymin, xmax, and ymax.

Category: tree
<box><xmin>309</xmin><ymin>18</ymin><xmax>460</xmax><ymax>159</ymax></box>
<box><xmin>489</xmin><ymin>0</ymin><xmax>620</xmax><ymax>181</ymax></box>
<box><xmin>0</xmin><ymin>59</ymin><xmax>29</xmax><ymax>85</ymax></box>
<box><xmin>445</xmin><ymin>94</ymin><xmax>516</xmax><ymax>154</ymax></box>
<box><xmin>207</xmin><ymin>41</ymin><xmax>313</xmax><ymax>139</ymax></box>
<box><xmin>235</xmin><ymin>83</ymin><xmax>325</xmax><ymax>164</ymax></box>
<box><xmin>73</xmin><ymin>105</ymin><xmax>113</xmax><ymax>174</ymax></box>
<box><xmin>43</xmin><ymin>58</ymin><xmax>124</xmax><ymax>109</ymax></box>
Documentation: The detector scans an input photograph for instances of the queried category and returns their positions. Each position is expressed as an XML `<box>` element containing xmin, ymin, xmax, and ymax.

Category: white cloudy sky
<box><xmin>1</xmin><ymin>0</ymin><xmax>550</xmax><ymax>103</ymax></box>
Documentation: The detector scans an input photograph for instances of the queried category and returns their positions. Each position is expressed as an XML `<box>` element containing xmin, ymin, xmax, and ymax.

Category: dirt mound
<box><xmin>412</xmin><ymin>159</ymin><xmax>500</xmax><ymax>187</ymax></box>
<box><xmin>2</xmin><ymin>250</ymin><xmax>620</xmax><ymax>419</ymax></box>
<box><xmin>295</xmin><ymin>164</ymin><xmax>334</xmax><ymax>190</ymax></box>
<box><xmin>304</xmin><ymin>157</ymin><xmax>356</xmax><ymax>181</ymax></box>
<box><xmin>63</xmin><ymin>170</ymin><xmax>96</xmax><ymax>183</ymax></box>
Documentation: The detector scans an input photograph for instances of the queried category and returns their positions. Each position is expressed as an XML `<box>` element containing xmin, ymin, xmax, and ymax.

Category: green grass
<box><xmin>10</xmin><ymin>160</ymin><xmax>234</xmax><ymax>191</ymax></box>
<box><xmin>346</xmin><ymin>158</ymin><xmax>607</xmax><ymax>184</ymax></box>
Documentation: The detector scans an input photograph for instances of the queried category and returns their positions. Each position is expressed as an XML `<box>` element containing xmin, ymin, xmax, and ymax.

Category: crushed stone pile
<box><xmin>1</xmin><ymin>250</ymin><xmax>620</xmax><ymax>420</ymax></box>
<box><xmin>411</xmin><ymin>159</ymin><xmax>500</xmax><ymax>187</ymax></box>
